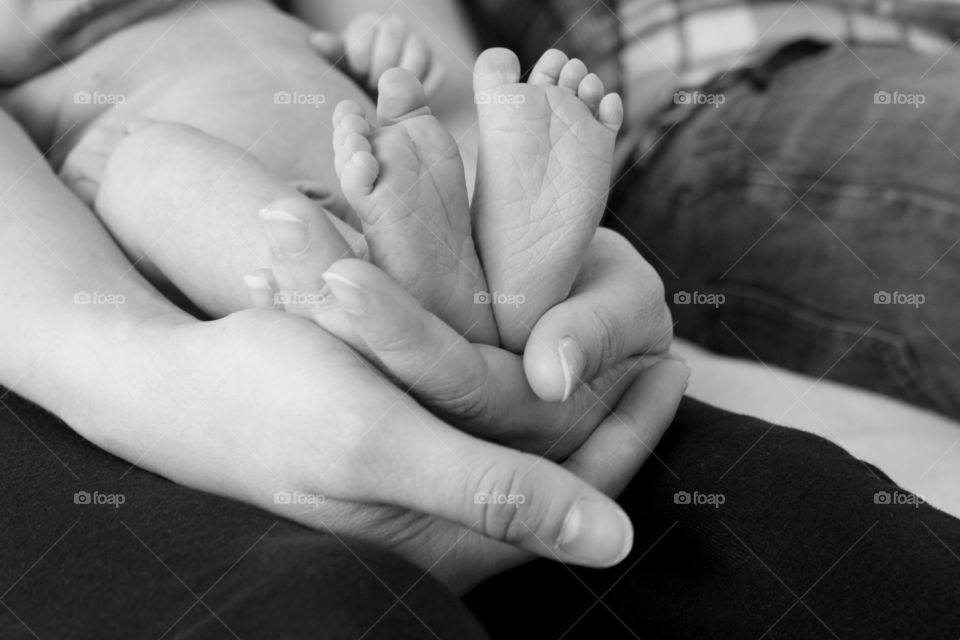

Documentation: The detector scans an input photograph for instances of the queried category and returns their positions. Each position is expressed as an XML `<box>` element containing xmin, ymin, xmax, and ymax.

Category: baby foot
<box><xmin>471</xmin><ymin>48</ymin><xmax>623</xmax><ymax>352</ymax></box>
<box><xmin>332</xmin><ymin>68</ymin><xmax>497</xmax><ymax>345</ymax></box>
<box><xmin>310</xmin><ymin>12</ymin><xmax>442</xmax><ymax>96</ymax></box>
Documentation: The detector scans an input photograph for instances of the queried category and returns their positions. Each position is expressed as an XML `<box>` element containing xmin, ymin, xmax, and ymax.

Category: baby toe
<box><xmin>377</xmin><ymin>67</ymin><xmax>430</xmax><ymax>124</ymax></box>
<box><xmin>335</xmin><ymin>131</ymin><xmax>374</xmax><ymax>176</ymax></box>
<box><xmin>598</xmin><ymin>93</ymin><xmax>624</xmax><ymax>134</ymax></box>
<box><xmin>333</xmin><ymin>113</ymin><xmax>371</xmax><ymax>156</ymax></box>
<box><xmin>340</xmin><ymin>150</ymin><xmax>380</xmax><ymax>196</ymax></box>
<box><xmin>558</xmin><ymin>58</ymin><xmax>588</xmax><ymax>93</ymax></box>
<box><xmin>473</xmin><ymin>48</ymin><xmax>521</xmax><ymax>94</ymax></box>
<box><xmin>577</xmin><ymin>73</ymin><xmax>604</xmax><ymax>115</ymax></box>
<box><xmin>529</xmin><ymin>49</ymin><xmax>568</xmax><ymax>86</ymax></box>
<box><xmin>333</xmin><ymin>100</ymin><xmax>366</xmax><ymax>128</ymax></box>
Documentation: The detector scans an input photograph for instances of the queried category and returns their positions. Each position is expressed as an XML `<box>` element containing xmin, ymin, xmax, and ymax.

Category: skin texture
<box><xmin>0</xmin><ymin>106</ymin><xmax>686</xmax><ymax>598</ymax></box>
<box><xmin>0</xmin><ymin>0</ymin><xmax>685</xmax><ymax>594</ymax></box>
<box><xmin>471</xmin><ymin>49</ymin><xmax>624</xmax><ymax>353</ymax></box>
<box><xmin>331</xmin><ymin>70</ymin><xmax>497</xmax><ymax>344</ymax></box>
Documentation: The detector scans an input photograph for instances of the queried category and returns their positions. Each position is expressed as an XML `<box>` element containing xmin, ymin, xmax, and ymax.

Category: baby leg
<box><xmin>60</xmin><ymin>114</ymin><xmax>365</xmax><ymax>317</ymax></box>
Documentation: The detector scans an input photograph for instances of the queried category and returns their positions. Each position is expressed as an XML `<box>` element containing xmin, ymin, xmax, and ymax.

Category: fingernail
<box><xmin>661</xmin><ymin>358</ymin><xmax>691</xmax><ymax>392</ymax></box>
<box><xmin>321</xmin><ymin>272</ymin><xmax>367</xmax><ymax>314</ymax></box>
<box><xmin>558</xmin><ymin>336</ymin><xmax>585</xmax><ymax>402</ymax></box>
<box><xmin>243</xmin><ymin>274</ymin><xmax>273</xmax><ymax>292</ymax></box>
<box><xmin>243</xmin><ymin>274</ymin><xmax>277</xmax><ymax>309</ymax></box>
<box><xmin>557</xmin><ymin>498</ymin><xmax>632</xmax><ymax>566</ymax></box>
<box><xmin>260</xmin><ymin>208</ymin><xmax>311</xmax><ymax>257</ymax></box>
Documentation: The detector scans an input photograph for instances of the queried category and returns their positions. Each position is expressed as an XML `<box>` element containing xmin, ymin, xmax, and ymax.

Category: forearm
<box><xmin>0</xmin><ymin>110</ymin><xmax>187</xmax><ymax>423</ymax></box>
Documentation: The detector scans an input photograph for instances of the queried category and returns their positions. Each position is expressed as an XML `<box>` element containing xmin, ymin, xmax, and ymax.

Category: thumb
<box><xmin>373</xmin><ymin>409</ymin><xmax>634</xmax><ymax>567</ymax></box>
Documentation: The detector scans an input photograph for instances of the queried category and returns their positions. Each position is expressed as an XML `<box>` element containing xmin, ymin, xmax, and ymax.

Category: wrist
<box><xmin>43</xmin><ymin>290</ymin><xmax>194</xmax><ymax>437</ymax></box>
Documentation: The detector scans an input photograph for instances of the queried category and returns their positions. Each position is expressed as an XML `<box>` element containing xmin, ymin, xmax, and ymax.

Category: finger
<box><xmin>361</xmin><ymin>400</ymin><xmax>635</xmax><ymax>568</ymax></box>
<box><xmin>321</xmin><ymin>258</ymin><xmax>490</xmax><ymax>408</ymax></box>
<box><xmin>565</xmin><ymin>359</ymin><xmax>689</xmax><ymax>496</ymax></box>
<box><xmin>524</xmin><ymin>228</ymin><xmax>674</xmax><ymax>402</ymax></box>
<box><xmin>309</xmin><ymin>31</ymin><xmax>346</xmax><ymax>64</ymax></box>
<box><xmin>321</xmin><ymin>259</ymin><xmax>526</xmax><ymax>430</ymax></box>
<box><xmin>258</xmin><ymin>197</ymin><xmax>355</xmax><ymax>319</ymax></box>
<box><xmin>243</xmin><ymin>268</ymin><xmax>280</xmax><ymax>309</ymax></box>
<box><xmin>341</xmin><ymin>12</ymin><xmax>380</xmax><ymax>80</ymax></box>
<box><xmin>320</xmin><ymin>258</ymin><xmax>629</xmax><ymax>451</ymax></box>
<box><xmin>368</xmin><ymin>15</ymin><xmax>408</xmax><ymax>91</ymax></box>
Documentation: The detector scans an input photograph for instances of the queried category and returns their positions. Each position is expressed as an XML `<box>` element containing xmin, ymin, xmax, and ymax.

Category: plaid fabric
<box><xmin>464</xmin><ymin>0</ymin><xmax>960</xmax><ymax>159</ymax></box>
<box><xmin>462</xmin><ymin>0</ymin><xmax>623</xmax><ymax>93</ymax></box>
<box><xmin>617</xmin><ymin>0</ymin><xmax>957</xmax><ymax>132</ymax></box>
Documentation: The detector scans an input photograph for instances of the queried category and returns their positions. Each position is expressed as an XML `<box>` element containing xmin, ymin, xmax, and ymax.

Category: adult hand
<box><xmin>103</xmin><ymin>309</ymin><xmax>686</xmax><ymax>595</ymax></box>
<box><xmin>252</xmin><ymin>199</ymin><xmax>680</xmax><ymax>459</ymax></box>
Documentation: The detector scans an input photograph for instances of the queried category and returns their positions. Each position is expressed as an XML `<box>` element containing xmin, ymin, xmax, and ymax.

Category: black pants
<box><xmin>2</xmin><ymin>388</ymin><xmax>959</xmax><ymax>639</ymax></box>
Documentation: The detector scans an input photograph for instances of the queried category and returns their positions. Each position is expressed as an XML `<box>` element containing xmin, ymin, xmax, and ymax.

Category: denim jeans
<box><xmin>608</xmin><ymin>41</ymin><xmax>960</xmax><ymax>421</ymax></box>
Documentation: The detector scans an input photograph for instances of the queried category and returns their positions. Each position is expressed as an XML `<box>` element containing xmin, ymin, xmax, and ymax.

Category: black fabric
<box><xmin>0</xmin><ymin>389</ymin><xmax>488</xmax><ymax>640</ymax></box>
<box><xmin>3</xmin><ymin>387</ymin><xmax>960</xmax><ymax>638</ymax></box>
<box><xmin>468</xmin><ymin>398</ymin><xmax>960</xmax><ymax>639</ymax></box>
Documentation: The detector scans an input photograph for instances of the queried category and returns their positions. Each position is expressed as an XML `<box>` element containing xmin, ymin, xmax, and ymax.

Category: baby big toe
<box><xmin>376</xmin><ymin>67</ymin><xmax>431</xmax><ymax>125</ymax></box>
<box><xmin>473</xmin><ymin>48</ymin><xmax>521</xmax><ymax>94</ymax></box>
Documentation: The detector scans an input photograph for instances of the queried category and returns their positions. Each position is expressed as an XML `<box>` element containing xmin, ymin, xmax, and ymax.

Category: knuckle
<box><xmin>416</xmin><ymin>350</ymin><xmax>495</xmax><ymax>428</ymax></box>
<box><xmin>367</xmin><ymin>327</ymin><xmax>417</xmax><ymax>356</ymax></box>
<box><xmin>641</xmin><ymin>286</ymin><xmax>674</xmax><ymax>354</ymax></box>
<box><xmin>471</xmin><ymin>462</ymin><xmax>544</xmax><ymax>544</ymax></box>
<box><xmin>430</xmin><ymin>375</ymin><xmax>492</xmax><ymax>426</ymax></box>
<box><xmin>587</xmin><ymin>302</ymin><xmax>625</xmax><ymax>371</ymax></box>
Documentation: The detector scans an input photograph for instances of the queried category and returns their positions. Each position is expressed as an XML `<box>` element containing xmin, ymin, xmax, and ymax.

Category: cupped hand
<box><xmin>253</xmin><ymin>199</ymin><xmax>681</xmax><ymax>459</ymax></box>
<box><xmin>125</xmin><ymin>309</ymin><xmax>685</xmax><ymax>595</ymax></box>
